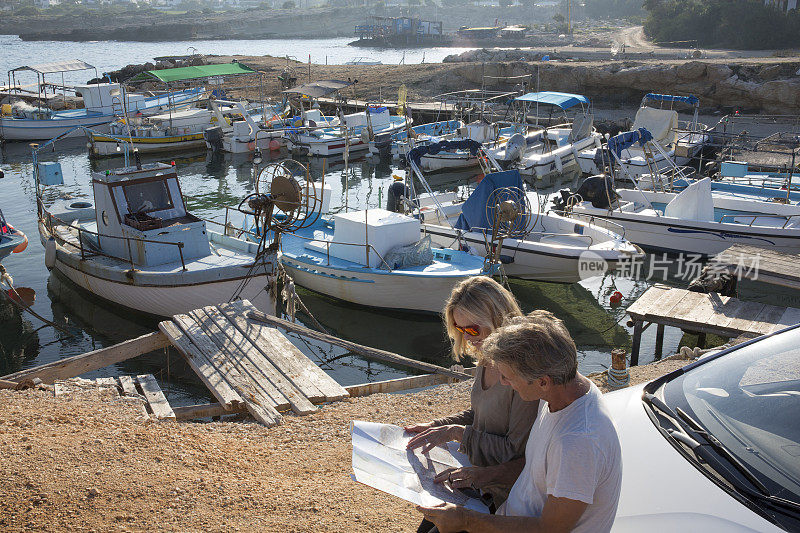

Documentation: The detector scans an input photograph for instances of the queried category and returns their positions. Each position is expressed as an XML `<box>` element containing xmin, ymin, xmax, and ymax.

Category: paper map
<box><xmin>351</xmin><ymin>420</ymin><xmax>490</xmax><ymax>513</ymax></box>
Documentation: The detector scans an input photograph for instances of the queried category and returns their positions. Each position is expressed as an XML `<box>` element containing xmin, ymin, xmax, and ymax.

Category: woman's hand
<box><xmin>406</xmin><ymin>424</ymin><xmax>465</xmax><ymax>454</ymax></box>
<box><xmin>403</xmin><ymin>421</ymin><xmax>435</xmax><ymax>433</ymax></box>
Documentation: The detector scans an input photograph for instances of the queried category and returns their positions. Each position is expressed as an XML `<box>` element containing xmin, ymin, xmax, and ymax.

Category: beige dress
<box><xmin>433</xmin><ymin>365</ymin><xmax>540</xmax><ymax>466</ymax></box>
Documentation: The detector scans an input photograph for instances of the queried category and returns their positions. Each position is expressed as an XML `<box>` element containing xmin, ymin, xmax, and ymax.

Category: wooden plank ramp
<box><xmin>53</xmin><ymin>375</ymin><xmax>174</xmax><ymax>420</ymax></box>
<box><xmin>626</xmin><ymin>286</ymin><xmax>800</xmax><ymax>364</ymax></box>
<box><xmin>158</xmin><ymin>300</ymin><xmax>350</xmax><ymax>428</ymax></box>
<box><xmin>711</xmin><ymin>244</ymin><xmax>800</xmax><ymax>290</ymax></box>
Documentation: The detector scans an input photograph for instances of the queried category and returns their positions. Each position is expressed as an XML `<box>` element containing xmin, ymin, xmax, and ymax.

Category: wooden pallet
<box><xmin>158</xmin><ymin>300</ymin><xmax>349</xmax><ymax>428</ymax></box>
<box><xmin>53</xmin><ymin>374</ymin><xmax>175</xmax><ymax>420</ymax></box>
<box><xmin>626</xmin><ymin>285</ymin><xmax>800</xmax><ymax>364</ymax></box>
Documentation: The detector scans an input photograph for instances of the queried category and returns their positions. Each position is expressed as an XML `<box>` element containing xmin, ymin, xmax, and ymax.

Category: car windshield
<box><xmin>663</xmin><ymin>328</ymin><xmax>800</xmax><ymax>503</ymax></box>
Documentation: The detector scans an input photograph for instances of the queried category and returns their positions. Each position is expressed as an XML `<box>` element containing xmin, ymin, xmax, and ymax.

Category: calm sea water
<box><xmin>0</xmin><ymin>37</ymin><xmax>691</xmax><ymax>406</ymax></box>
<box><xmin>0</xmin><ymin>35</ymin><xmax>474</xmax><ymax>87</ymax></box>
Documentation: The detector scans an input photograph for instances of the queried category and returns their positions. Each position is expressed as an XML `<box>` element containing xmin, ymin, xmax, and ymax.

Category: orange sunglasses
<box><xmin>454</xmin><ymin>324</ymin><xmax>481</xmax><ymax>337</ymax></box>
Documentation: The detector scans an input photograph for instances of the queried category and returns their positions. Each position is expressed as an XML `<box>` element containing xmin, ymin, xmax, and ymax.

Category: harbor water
<box><xmin>0</xmin><ymin>37</ymin><xmax>717</xmax><ymax>405</ymax></box>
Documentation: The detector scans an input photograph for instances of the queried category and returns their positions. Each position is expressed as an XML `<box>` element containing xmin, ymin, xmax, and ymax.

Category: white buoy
<box><xmin>44</xmin><ymin>237</ymin><xmax>56</xmax><ymax>269</ymax></box>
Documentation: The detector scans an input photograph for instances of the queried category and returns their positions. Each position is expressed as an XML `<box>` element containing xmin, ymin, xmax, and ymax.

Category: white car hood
<box><xmin>606</xmin><ymin>384</ymin><xmax>784</xmax><ymax>532</ymax></box>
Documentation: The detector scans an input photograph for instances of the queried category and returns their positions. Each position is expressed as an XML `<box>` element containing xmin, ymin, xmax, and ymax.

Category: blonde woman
<box><xmin>405</xmin><ymin>276</ymin><xmax>540</xmax><ymax>483</ymax></box>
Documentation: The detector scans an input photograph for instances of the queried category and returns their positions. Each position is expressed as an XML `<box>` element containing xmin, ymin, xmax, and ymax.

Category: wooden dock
<box><xmin>158</xmin><ymin>300</ymin><xmax>349</xmax><ymax>427</ymax></box>
<box><xmin>711</xmin><ymin>244</ymin><xmax>800</xmax><ymax>290</ymax></box>
<box><xmin>626</xmin><ymin>284</ymin><xmax>800</xmax><ymax>365</ymax></box>
<box><xmin>54</xmin><ymin>374</ymin><xmax>174</xmax><ymax>420</ymax></box>
<box><xmin>1</xmin><ymin>299</ymin><xmax>473</xmax><ymax>427</ymax></box>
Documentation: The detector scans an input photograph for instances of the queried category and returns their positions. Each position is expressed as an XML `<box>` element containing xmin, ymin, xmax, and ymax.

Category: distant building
<box><xmin>764</xmin><ymin>0</ymin><xmax>798</xmax><ymax>12</ymax></box>
<box><xmin>34</xmin><ymin>0</ymin><xmax>61</xmax><ymax>6</ymax></box>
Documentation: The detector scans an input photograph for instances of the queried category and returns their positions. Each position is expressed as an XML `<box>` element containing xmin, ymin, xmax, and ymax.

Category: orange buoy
<box><xmin>269</xmin><ymin>139</ymin><xmax>281</xmax><ymax>151</ymax></box>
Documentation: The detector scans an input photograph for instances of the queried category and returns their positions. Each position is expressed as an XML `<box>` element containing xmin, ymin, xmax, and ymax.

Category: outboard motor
<box><xmin>504</xmin><ymin>133</ymin><xmax>527</xmax><ymax>163</ymax></box>
<box><xmin>552</xmin><ymin>174</ymin><xmax>618</xmax><ymax>211</ymax></box>
<box><xmin>204</xmin><ymin>126</ymin><xmax>224</xmax><ymax>152</ymax></box>
<box><xmin>386</xmin><ymin>178</ymin><xmax>410</xmax><ymax>213</ymax></box>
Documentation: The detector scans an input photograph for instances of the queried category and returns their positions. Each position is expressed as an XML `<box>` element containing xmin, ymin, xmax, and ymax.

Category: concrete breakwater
<box><xmin>441</xmin><ymin>55</ymin><xmax>800</xmax><ymax>113</ymax></box>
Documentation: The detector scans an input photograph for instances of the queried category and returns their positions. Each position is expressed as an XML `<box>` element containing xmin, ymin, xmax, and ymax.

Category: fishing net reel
<box><xmin>485</xmin><ymin>186</ymin><xmax>535</xmax><ymax>264</ymax></box>
<box><xmin>238</xmin><ymin>160</ymin><xmax>323</xmax><ymax>244</ymax></box>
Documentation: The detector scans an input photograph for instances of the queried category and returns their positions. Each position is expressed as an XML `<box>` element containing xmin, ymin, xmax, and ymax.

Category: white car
<box><xmin>607</xmin><ymin>326</ymin><xmax>800</xmax><ymax>532</ymax></box>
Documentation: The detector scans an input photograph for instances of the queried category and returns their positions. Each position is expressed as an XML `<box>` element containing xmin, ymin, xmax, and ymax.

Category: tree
<box><xmin>282</xmin><ymin>0</ymin><xmax>295</xmax><ymax>7</ymax></box>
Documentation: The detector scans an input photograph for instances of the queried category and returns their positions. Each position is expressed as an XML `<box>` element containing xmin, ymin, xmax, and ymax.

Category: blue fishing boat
<box><xmin>0</xmin><ymin>207</ymin><xmax>27</xmax><ymax>263</ymax></box>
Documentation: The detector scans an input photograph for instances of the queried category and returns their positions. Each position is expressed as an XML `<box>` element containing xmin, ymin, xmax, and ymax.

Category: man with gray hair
<box><xmin>417</xmin><ymin>310</ymin><xmax>622</xmax><ymax>532</ymax></box>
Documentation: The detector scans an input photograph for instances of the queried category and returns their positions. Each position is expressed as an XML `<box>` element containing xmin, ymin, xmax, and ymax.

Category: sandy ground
<box><xmin>0</xmin><ymin>356</ymin><xmax>692</xmax><ymax>532</ymax></box>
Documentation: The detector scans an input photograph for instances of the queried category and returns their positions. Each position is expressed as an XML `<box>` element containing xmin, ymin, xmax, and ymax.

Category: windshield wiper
<box><xmin>673</xmin><ymin>407</ymin><xmax>770</xmax><ymax>496</ymax></box>
<box><xmin>643</xmin><ymin>393</ymin><xmax>773</xmax><ymax>497</ymax></box>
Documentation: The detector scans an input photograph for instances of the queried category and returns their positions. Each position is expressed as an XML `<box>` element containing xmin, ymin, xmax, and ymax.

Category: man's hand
<box><xmin>416</xmin><ymin>502</ymin><xmax>470</xmax><ymax>533</ymax></box>
<box><xmin>433</xmin><ymin>466</ymin><xmax>485</xmax><ymax>491</ymax></box>
<box><xmin>406</xmin><ymin>424</ymin><xmax>465</xmax><ymax>454</ymax></box>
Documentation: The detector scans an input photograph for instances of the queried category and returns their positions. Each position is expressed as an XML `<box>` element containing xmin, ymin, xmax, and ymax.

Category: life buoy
<box><xmin>247</xmin><ymin>141</ymin><xmax>256</xmax><ymax>151</ymax></box>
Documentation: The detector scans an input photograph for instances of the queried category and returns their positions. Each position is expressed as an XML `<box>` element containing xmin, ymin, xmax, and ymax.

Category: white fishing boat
<box><xmin>577</xmin><ymin>93</ymin><xmax>711</xmax><ymax>177</ymax></box>
<box><xmin>280</xmin><ymin>209</ymin><xmax>497</xmax><ymax>313</ymax></box>
<box><xmin>1</xmin><ymin>60</ymin><xmax>204</xmax><ymax>141</ymax></box>
<box><xmin>204</xmin><ymin>100</ymin><xmax>318</xmax><ymax>154</ymax></box>
<box><xmin>243</xmin><ymin>160</ymin><xmax>496</xmax><ymax>313</ymax></box>
<box><xmin>367</xmin><ymin>119</ymin><xmax>463</xmax><ymax>157</ymax></box>
<box><xmin>285</xmin><ymin>105</ymin><xmax>409</xmax><ymax>156</ymax></box>
<box><xmin>561</xmin><ymin>130</ymin><xmax>800</xmax><ymax>255</ymax></box>
<box><xmin>411</xmin><ymin>169</ymin><xmax>643</xmax><ymax>283</ymax></box>
<box><xmin>486</xmin><ymin>92</ymin><xmax>603</xmax><ymax>186</ymax></box>
<box><xmin>33</xmin><ymin>136</ymin><xmax>283</xmax><ymax>317</ymax></box>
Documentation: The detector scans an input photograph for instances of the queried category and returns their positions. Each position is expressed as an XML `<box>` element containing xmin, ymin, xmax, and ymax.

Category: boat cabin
<box><xmin>75</xmin><ymin>83</ymin><xmax>151</xmax><ymax>116</ymax></box>
<box><xmin>91</xmin><ymin>162</ymin><xmax>209</xmax><ymax>267</ymax></box>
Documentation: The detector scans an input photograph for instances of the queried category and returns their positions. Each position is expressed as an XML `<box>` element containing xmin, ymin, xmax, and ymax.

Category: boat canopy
<box><xmin>643</xmin><ymin>93</ymin><xmax>699</xmax><ymax>106</ymax></box>
<box><xmin>454</xmin><ymin>169</ymin><xmax>528</xmax><ymax>232</ymax></box>
<box><xmin>282</xmin><ymin>80</ymin><xmax>354</xmax><ymax>98</ymax></box>
<box><xmin>514</xmin><ymin>91</ymin><xmax>590</xmax><ymax>109</ymax></box>
<box><xmin>406</xmin><ymin>139</ymin><xmax>482</xmax><ymax>168</ymax></box>
<box><xmin>607</xmin><ymin>128</ymin><xmax>653</xmax><ymax>159</ymax></box>
<box><xmin>128</xmin><ymin>63</ymin><xmax>256</xmax><ymax>83</ymax></box>
<box><xmin>10</xmin><ymin>60</ymin><xmax>95</xmax><ymax>74</ymax></box>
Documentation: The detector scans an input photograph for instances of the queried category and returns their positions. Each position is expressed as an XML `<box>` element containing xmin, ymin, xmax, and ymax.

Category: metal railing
<box><xmin>40</xmin><ymin>202</ymin><xmax>188</xmax><ymax>271</ymax></box>
<box><xmin>549</xmin><ymin>209</ymin><xmax>628</xmax><ymax>241</ymax></box>
<box><xmin>279</xmin><ymin>230</ymin><xmax>394</xmax><ymax>271</ymax></box>
<box><xmin>718</xmin><ymin>213</ymin><xmax>800</xmax><ymax>229</ymax></box>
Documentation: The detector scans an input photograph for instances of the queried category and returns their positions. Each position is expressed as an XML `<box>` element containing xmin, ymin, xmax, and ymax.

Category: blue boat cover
<box><xmin>644</xmin><ymin>93</ymin><xmax>699</xmax><ymax>106</ymax></box>
<box><xmin>407</xmin><ymin>139</ymin><xmax>482</xmax><ymax>167</ymax></box>
<box><xmin>514</xmin><ymin>91</ymin><xmax>590</xmax><ymax>109</ymax></box>
<box><xmin>454</xmin><ymin>170</ymin><xmax>528</xmax><ymax>232</ymax></box>
<box><xmin>607</xmin><ymin>128</ymin><xmax>653</xmax><ymax>159</ymax></box>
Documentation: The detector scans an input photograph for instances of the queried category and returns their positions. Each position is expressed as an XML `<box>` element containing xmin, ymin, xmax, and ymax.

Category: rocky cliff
<box><xmin>440</xmin><ymin>56</ymin><xmax>800</xmax><ymax>113</ymax></box>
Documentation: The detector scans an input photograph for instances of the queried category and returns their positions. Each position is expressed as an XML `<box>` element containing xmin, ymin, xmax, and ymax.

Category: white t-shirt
<box><xmin>499</xmin><ymin>381</ymin><xmax>622</xmax><ymax>532</ymax></box>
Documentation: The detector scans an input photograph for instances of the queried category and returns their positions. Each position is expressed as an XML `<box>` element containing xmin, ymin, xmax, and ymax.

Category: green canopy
<box><xmin>129</xmin><ymin>63</ymin><xmax>256</xmax><ymax>83</ymax></box>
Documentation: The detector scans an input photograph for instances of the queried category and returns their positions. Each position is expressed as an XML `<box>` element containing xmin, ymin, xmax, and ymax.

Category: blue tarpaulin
<box><xmin>454</xmin><ymin>170</ymin><xmax>528</xmax><ymax>232</ymax></box>
<box><xmin>407</xmin><ymin>139</ymin><xmax>482</xmax><ymax>167</ymax></box>
<box><xmin>607</xmin><ymin>128</ymin><xmax>653</xmax><ymax>159</ymax></box>
<box><xmin>644</xmin><ymin>93</ymin><xmax>699</xmax><ymax>106</ymax></box>
<box><xmin>513</xmin><ymin>91</ymin><xmax>590</xmax><ymax>109</ymax></box>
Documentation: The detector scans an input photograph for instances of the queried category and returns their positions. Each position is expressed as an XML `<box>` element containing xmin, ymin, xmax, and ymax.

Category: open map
<box><xmin>351</xmin><ymin>420</ymin><xmax>490</xmax><ymax>513</ymax></box>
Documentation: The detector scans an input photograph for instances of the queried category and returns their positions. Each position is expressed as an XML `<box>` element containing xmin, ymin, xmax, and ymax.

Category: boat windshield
<box><xmin>662</xmin><ymin>328</ymin><xmax>800</xmax><ymax>504</ymax></box>
<box><xmin>123</xmin><ymin>180</ymin><xmax>173</xmax><ymax>214</ymax></box>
